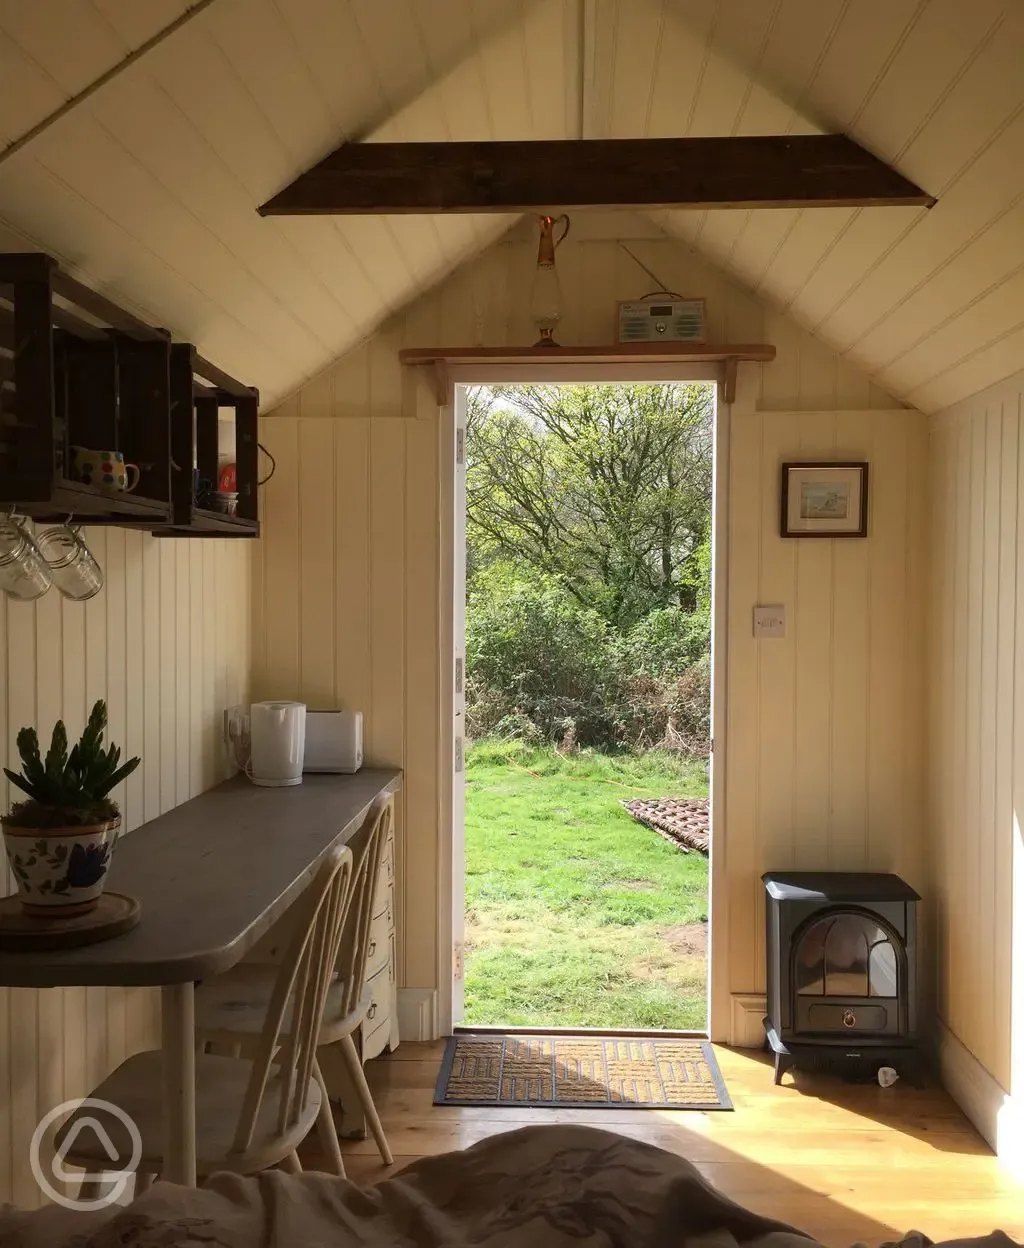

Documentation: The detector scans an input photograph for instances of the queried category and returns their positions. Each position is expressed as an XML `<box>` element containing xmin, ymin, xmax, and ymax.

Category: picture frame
<box><xmin>780</xmin><ymin>462</ymin><xmax>869</xmax><ymax>538</ymax></box>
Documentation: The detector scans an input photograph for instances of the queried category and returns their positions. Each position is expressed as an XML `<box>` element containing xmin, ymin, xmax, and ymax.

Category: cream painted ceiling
<box><xmin>1</xmin><ymin>0</ymin><xmax>1022</xmax><ymax>411</ymax></box>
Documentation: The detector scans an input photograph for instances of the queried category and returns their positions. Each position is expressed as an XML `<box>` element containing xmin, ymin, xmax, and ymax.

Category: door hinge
<box><xmin>454</xmin><ymin>736</ymin><xmax>464</xmax><ymax>773</ymax></box>
<box><xmin>456</xmin><ymin>427</ymin><xmax>465</xmax><ymax>465</ymax></box>
<box><xmin>455</xmin><ymin>656</ymin><xmax>464</xmax><ymax>696</ymax></box>
<box><xmin>453</xmin><ymin>941</ymin><xmax>465</xmax><ymax>980</ymax></box>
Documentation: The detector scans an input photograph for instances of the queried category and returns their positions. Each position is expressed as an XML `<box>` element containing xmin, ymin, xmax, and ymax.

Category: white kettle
<box><xmin>249</xmin><ymin>701</ymin><xmax>306</xmax><ymax>787</ymax></box>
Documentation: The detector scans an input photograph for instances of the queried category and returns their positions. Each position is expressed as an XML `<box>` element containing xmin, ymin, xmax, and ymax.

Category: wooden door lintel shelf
<box><xmin>398</xmin><ymin>343</ymin><xmax>775</xmax><ymax>404</ymax></box>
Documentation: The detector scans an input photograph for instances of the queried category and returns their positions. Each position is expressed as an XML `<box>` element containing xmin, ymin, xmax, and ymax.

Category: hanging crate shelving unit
<box><xmin>0</xmin><ymin>252</ymin><xmax>259</xmax><ymax>536</ymax></box>
<box><xmin>163</xmin><ymin>343</ymin><xmax>259</xmax><ymax>537</ymax></box>
<box><xmin>0</xmin><ymin>253</ymin><xmax>173</xmax><ymax>525</ymax></box>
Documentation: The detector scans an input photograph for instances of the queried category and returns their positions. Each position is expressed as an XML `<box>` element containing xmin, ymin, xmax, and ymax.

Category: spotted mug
<box><xmin>70</xmin><ymin>447</ymin><xmax>140</xmax><ymax>492</ymax></box>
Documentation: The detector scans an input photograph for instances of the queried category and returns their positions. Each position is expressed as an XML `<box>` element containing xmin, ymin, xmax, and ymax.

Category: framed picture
<box><xmin>780</xmin><ymin>462</ymin><xmax>869</xmax><ymax>538</ymax></box>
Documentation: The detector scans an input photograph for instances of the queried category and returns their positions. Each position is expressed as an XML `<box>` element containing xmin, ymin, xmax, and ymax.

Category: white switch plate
<box><xmin>753</xmin><ymin>605</ymin><xmax>786</xmax><ymax>639</ymax></box>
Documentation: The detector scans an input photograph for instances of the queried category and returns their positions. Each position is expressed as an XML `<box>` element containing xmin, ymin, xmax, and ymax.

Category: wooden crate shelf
<box><xmin>159</xmin><ymin>343</ymin><xmax>259</xmax><ymax>538</ymax></box>
<box><xmin>0</xmin><ymin>252</ymin><xmax>259</xmax><ymax>536</ymax></box>
<box><xmin>0</xmin><ymin>253</ymin><xmax>174</xmax><ymax>525</ymax></box>
<box><xmin>37</xmin><ymin>478</ymin><xmax>175</xmax><ymax>520</ymax></box>
<box><xmin>185</xmin><ymin>508</ymin><xmax>261</xmax><ymax>535</ymax></box>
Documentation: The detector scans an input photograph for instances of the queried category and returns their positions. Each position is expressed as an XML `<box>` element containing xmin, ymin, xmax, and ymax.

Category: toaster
<box><xmin>303</xmin><ymin>710</ymin><xmax>363</xmax><ymax>774</ymax></box>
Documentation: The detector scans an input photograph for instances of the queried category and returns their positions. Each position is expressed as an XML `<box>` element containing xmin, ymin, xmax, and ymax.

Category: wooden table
<box><xmin>0</xmin><ymin>768</ymin><xmax>403</xmax><ymax>1187</ymax></box>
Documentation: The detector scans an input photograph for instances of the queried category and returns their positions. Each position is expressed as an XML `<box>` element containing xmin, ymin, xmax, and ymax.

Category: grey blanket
<box><xmin>0</xmin><ymin>1125</ymin><xmax>1018</xmax><ymax>1248</ymax></box>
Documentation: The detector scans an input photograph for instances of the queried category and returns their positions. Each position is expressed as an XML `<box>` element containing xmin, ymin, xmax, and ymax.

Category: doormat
<box><xmin>434</xmin><ymin>1034</ymin><xmax>732</xmax><ymax>1110</ymax></box>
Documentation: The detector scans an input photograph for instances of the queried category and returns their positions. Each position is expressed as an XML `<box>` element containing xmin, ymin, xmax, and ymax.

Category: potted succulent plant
<box><xmin>2</xmin><ymin>700</ymin><xmax>140</xmax><ymax>917</ymax></box>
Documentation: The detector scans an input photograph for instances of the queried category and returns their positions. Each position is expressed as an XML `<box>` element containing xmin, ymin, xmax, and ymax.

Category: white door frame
<box><xmin>437</xmin><ymin>362</ymin><xmax>732</xmax><ymax>1040</ymax></box>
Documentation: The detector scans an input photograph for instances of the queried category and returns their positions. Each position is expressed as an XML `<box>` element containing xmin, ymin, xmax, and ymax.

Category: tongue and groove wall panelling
<box><xmin>254</xmin><ymin>229</ymin><xmax>928</xmax><ymax>1034</ymax></box>
<box><xmin>0</xmin><ymin>535</ymin><xmax>251</xmax><ymax>1207</ymax></box>
<box><xmin>928</xmin><ymin>371</ymin><xmax>1024</xmax><ymax>1118</ymax></box>
<box><xmin>647</xmin><ymin>0</ymin><xmax>1024</xmax><ymax>412</ymax></box>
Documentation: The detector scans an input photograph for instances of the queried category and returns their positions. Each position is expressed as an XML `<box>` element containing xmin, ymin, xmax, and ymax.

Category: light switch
<box><xmin>753</xmin><ymin>605</ymin><xmax>786</xmax><ymax>639</ymax></box>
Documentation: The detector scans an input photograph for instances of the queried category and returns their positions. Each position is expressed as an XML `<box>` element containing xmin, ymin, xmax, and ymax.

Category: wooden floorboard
<box><xmin>303</xmin><ymin>1042</ymin><xmax>1024</xmax><ymax>1247</ymax></box>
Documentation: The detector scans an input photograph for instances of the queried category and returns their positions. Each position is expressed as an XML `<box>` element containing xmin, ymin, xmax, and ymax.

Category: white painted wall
<box><xmin>928</xmin><ymin>367</ymin><xmax>1024</xmax><ymax>1166</ymax></box>
<box><xmin>725</xmin><ymin>399</ymin><xmax>928</xmax><ymax>1008</ymax></box>
<box><xmin>256</xmin><ymin>223</ymin><xmax>929</xmax><ymax>1039</ymax></box>
<box><xmin>0</xmin><ymin>532</ymin><xmax>251</xmax><ymax>1207</ymax></box>
<box><xmin>3</xmin><ymin>0</ymin><xmax>1023</xmax><ymax>412</ymax></box>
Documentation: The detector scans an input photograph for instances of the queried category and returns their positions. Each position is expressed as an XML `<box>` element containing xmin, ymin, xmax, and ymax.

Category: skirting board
<box><xmin>939</xmin><ymin>1020</ymin><xmax>1024</xmax><ymax>1179</ymax></box>
<box><xmin>398</xmin><ymin>988</ymin><xmax>440</xmax><ymax>1041</ymax></box>
<box><xmin>730</xmin><ymin>994</ymin><xmax>768</xmax><ymax>1048</ymax></box>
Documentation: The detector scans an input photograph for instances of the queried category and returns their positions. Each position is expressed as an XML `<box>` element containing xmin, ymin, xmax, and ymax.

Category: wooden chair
<box><xmin>55</xmin><ymin>843</ymin><xmax>354</xmax><ymax>1194</ymax></box>
<box><xmin>194</xmin><ymin>795</ymin><xmax>394</xmax><ymax>1176</ymax></box>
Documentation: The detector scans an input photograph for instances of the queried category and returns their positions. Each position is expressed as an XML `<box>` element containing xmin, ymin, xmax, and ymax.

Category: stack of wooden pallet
<box><xmin>621</xmin><ymin>796</ymin><xmax>709</xmax><ymax>853</ymax></box>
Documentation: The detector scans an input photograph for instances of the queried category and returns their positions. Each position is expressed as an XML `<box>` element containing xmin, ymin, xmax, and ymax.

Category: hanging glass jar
<box><xmin>36</xmin><ymin>524</ymin><xmax>104</xmax><ymax>601</ymax></box>
<box><xmin>0</xmin><ymin>516</ymin><xmax>52</xmax><ymax>601</ymax></box>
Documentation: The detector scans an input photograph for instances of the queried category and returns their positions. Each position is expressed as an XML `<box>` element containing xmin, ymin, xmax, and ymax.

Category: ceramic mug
<box><xmin>70</xmin><ymin>447</ymin><xmax>140</xmax><ymax>492</ymax></box>
<box><xmin>192</xmin><ymin>469</ymin><xmax>213</xmax><ymax>505</ymax></box>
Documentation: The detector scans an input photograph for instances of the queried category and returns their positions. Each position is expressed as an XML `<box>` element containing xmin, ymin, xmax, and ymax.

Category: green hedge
<box><xmin>466</xmin><ymin>562</ymin><xmax>710</xmax><ymax>754</ymax></box>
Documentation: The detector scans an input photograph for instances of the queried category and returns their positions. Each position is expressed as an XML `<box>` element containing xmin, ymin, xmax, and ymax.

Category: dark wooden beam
<box><xmin>258</xmin><ymin>135</ymin><xmax>934</xmax><ymax>216</ymax></box>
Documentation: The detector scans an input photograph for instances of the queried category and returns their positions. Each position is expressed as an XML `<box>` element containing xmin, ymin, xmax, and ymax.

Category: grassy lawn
<box><xmin>463</xmin><ymin>740</ymin><xmax>710</xmax><ymax>1030</ymax></box>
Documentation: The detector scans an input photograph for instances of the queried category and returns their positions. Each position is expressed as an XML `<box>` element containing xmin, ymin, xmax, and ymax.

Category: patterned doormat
<box><xmin>435</xmin><ymin>1034</ymin><xmax>732</xmax><ymax>1110</ymax></box>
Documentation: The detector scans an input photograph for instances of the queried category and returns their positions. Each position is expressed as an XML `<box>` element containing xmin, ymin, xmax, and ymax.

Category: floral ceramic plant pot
<box><xmin>2</xmin><ymin>819</ymin><xmax>119</xmax><ymax>917</ymax></box>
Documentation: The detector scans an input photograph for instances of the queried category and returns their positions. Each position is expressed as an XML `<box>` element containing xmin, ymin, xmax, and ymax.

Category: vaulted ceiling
<box><xmin>1</xmin><ymin>0</ymin><xmax>1022</xmax><ymax>412</ymax></box>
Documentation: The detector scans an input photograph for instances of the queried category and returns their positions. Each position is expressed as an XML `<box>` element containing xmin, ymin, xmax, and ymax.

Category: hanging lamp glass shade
<box><xmin>529</xmin><ymin>214</ymin><xmax>570</xmax><ymax>346</ymax></box>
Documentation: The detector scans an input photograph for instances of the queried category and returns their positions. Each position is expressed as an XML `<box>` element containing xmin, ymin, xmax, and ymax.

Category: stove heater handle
<box><xmin>842</xmin><ymin>1010</ymin><xmax>856</xmax><ymax>1028</ymax></box>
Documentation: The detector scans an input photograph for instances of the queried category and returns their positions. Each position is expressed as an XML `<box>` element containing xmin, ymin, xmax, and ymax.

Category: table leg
<box><xmin>161</xmin><ymin>983</ymin><xmax>197</xmax><ymax>1187</ymax></box>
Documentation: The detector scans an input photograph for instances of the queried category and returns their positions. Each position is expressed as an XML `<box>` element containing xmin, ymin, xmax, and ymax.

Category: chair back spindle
<box><xmin>230</xmin><ymin>844</ymin><xmax>354</xmax><ymax>1156</ymax></box>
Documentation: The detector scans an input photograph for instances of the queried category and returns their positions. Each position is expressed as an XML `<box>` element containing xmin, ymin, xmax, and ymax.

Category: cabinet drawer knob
<box><xmin>368</xmin><ymin>939</ymin><xmax>377</xmax><ymax>957</ymax></box>
<box><xmin>367</xmin><ymin>1003</ymin><xmax>378</xmax><ymax>1020</ymax></box>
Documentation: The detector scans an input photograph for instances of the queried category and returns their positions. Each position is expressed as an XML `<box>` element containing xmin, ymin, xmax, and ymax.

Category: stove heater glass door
<box><xmin>795</xmin><ymin>913</ymin><xmax>898</xmax><ymax>998</ymax></box>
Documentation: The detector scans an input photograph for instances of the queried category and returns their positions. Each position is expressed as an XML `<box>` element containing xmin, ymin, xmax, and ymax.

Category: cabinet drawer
<box><xmin>366</xmin><ymin>909</ymin><xmax>391</xmax><ymax>979</ymax></box>
<box><xmin>362</xmin><ymin>1015</ymin><xmax>390</xmax><ymax>1061</ymax></box>
<box><xmin>364</xmin><ymin>962</ymin><xmax>390</xmax><ymax>1029</ymax></box>
<box><xmin>372</xmin><ymin>870</ymin><xmax>394</xmax><ymax>923</ymax></box>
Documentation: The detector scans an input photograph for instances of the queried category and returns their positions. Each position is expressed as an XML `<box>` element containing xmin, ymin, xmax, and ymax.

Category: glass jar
<box><xmin>0</xmin><ymin>518</ymin><xmax>52</xmax><ymax>601</ymax></box>
<box><xmin>35</xmin><ymin>525</ymin><xmax>104</xmax><ymax>601</ymax></box>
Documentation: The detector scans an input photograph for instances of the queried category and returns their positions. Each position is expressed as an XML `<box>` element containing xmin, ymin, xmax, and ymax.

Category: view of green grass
<box><xmin>463</xmin><ymin>741</ymin><xmax>710</xmax><ymax>1030</ymax></box>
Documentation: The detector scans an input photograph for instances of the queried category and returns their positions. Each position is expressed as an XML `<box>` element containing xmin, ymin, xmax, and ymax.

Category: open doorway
<box><xmin>452</xmin><ymin>380</ymin><xmax>716</xmax><ymax>1033</ymax></box>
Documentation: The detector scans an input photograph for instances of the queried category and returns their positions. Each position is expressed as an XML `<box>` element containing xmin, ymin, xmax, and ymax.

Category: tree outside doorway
<box><xmin>462</xmin><ymin>382</ymin><xmax>714</xmax><ymax>1029</ymax></box>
